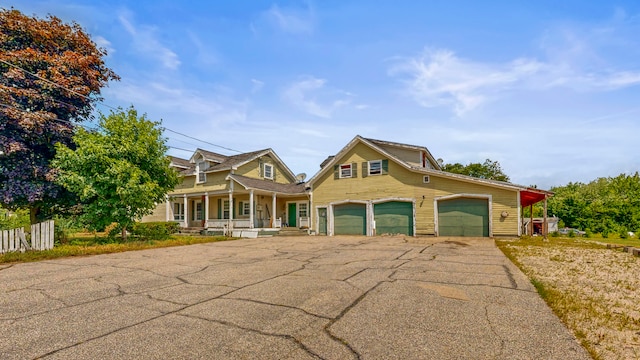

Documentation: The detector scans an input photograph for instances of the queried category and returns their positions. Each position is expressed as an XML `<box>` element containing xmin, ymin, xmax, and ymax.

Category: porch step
<box><xmin>277</xmin><ymin>227</ymin><xmax>309</xmax><ymax>237</ymax></box>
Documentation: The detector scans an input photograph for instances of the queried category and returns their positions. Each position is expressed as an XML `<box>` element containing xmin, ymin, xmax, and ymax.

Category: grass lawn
<box><xmin>0</xmin><ymin>233</ymin><xmax>232</xmax><ymax>264</ymax></box>
<box><xmin>497</xmin><ymin>236</ymin><xmax>640</xmax><ymax>360</ymax></box>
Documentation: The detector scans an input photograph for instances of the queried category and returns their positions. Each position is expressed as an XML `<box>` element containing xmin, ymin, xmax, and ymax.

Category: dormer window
<box><xmin>340</xmin><ymin>164</ymin><xmax>353</xmax><ymax>178</ymax></box>
<box><xmin>196</xmin><ymin>160</ymin><xmax>206</xmax><ymax>183</ymax></box>
<box><xmin>263</xmin><ymin>163</ymin><xmax>273</xmax><ymax>180</ymax></box>
<box><xmin>368</xmin><ymin>160</ymin><xmax>382</xmax><ymax>175</ymax></box>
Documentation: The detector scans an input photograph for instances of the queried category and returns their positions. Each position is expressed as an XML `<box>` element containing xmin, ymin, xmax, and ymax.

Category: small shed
<box><xmin>522</xmin><ymin>217</ymin><xmax>559</xmax><ymax>235</ymax></box>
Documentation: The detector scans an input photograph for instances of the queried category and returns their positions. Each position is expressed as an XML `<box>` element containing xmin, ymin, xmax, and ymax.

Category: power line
<box><xmin>2</xmin><ymin>59</ymin><xmax>244</xmax><ymax>154</ymax></box>
<box><xmin>163</xmin><ymin>128</ymin><xmax>242</xmax><ymax>153</ymax></box>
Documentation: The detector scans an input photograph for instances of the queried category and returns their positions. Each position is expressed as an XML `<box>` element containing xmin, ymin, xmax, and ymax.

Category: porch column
<box><xmin>183</xmin><ymin>194</ymin><xmax>188</xmax><ymax>228</ymax></box>
<box><xmin>165</xmin><ymin>196</ymin><xmax>170</xmax><ymax>222</ymax></box>
<box><xmin>272</xmin><ymin>193</ymin><xmax>277</xmax><ymax>227</ymax></box>
<box><xmin>543</xmin><ymin>196</ymin><xmax>548</xmax><ymax>239</ymax></box>
<box><xmin>249</xmin><ymin>190</ymin><xmax>254</xmax><ymax>229</ymax></box>
<box><xmin>529</xmin><ymin>204</ymin><xmax>533</xmax><ymax>236</ymax></box>
<box><xmin>204</xmin><ymin>192</ymin><xmax>209</xmax><ymax>227</ymax></box>
<box><xmin>228</xmin><ymin>191</ymin><xmax>234</xmax><ymax>230</ymax></box>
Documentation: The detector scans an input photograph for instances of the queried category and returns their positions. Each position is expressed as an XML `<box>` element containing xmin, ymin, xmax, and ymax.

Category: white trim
<box><xmin>263</xmin><ymin>163</ymin><xmax>274</xmax><ymax>180</ymax></box>
<box><xmin>339</xmin><ymin>163</ymin><xmax>353</xmax><ymax>178</ymax></box>
<box><xmin>433</xmin><ymin>193</ymin><xmax>493</xmax><ymax>237</ymax></box>
<box><xmin>423</xmin><ymin>175</ymin><xmax>430</xmax><ymax>184</ymax></box>
<box><xmin>328</xmin><ymin>200</ymin><xmax>369</xmax><ymax>236</ymax></box>
<box><xmin>370</xmin><ymin>197</ymin><xmax>416</xmax><ymax>237</ymax></box>
<box><xmin>368</xmin><ymin>160</ymin><xmax>382</xmax><ymax>176</ymax></box>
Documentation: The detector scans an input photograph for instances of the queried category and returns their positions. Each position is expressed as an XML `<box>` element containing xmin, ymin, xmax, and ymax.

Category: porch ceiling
<box><xmin>520</xmin><ymin>189</ymin><xmax>551</xmax><ymax>207</ymax></box>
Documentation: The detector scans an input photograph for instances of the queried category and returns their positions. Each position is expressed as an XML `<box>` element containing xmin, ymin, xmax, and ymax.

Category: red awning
<box><xmin>520</xmin><ymin>189</ymin><xmax>549</xmax><ymax>207</ymax></box>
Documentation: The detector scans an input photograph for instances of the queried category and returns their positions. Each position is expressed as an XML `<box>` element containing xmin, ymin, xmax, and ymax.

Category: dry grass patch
<box><xmin>497</xmin><ymin>237</ymin><xmax>640</xmax><ymax>360</ymax></box>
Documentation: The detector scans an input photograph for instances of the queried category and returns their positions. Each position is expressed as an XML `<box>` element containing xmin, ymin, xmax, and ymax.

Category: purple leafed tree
<box><xmin>0</xmin><ymin>9</ymin><xmax>119</xmax><ymax>223</ymax></box>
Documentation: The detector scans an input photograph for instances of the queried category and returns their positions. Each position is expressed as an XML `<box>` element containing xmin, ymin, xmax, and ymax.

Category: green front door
<box><xmin>374</xmin><ymin>201</ymin><xmax>413</xmax><ymax>236</ymax></box>
<box><xmin>334</xmin><ymin>203</ymin><xmax>366</xmax><ymax>235</ymax></box>
<box><xmin>318</xmin><ymin>207</ymin><xmax>327</xmax><ymax>235</ymax></box>
<box><xmin>438</xmin><ymin>198</ymin><xmax>489</xmax><ymax>237</ymax></box>
<box><xmin>288</xmin><ymin>203</ymin><xmax>297</xmax><ymax>227</ymax></box>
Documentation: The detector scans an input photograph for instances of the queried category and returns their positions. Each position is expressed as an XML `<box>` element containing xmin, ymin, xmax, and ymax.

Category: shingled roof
<box><xmin>227</xmin><ymin>174</ymin><xmax>307</xmax><ymax>194</ymax></box>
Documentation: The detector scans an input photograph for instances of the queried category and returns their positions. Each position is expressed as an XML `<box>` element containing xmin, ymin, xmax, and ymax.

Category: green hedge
<box><xmin>131</xmin><ymin>222</ymin><xmax>179</xmax><ymax>240</ymax></box>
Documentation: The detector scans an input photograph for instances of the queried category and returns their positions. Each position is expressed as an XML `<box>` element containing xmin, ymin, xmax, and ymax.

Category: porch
<box><xmin>166</xmin><ymin>187</ymin><xmax>309</xmax><ymax>231</ymax></box>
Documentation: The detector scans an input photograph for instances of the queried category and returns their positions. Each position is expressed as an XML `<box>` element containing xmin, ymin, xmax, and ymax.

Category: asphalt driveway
<box><xmin>0</xmin><ymin>235</ymin><xmax>589</xmax><ymax>359</ymax></box>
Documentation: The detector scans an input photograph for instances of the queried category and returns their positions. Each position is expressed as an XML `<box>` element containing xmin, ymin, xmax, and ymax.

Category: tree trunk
<box><xmin>29</xmin><ymin>204</ymin><xmax>41</xmax><ymax>225</ymax></box>
<box><xmin>121</xmin><ymin>226</ymin><xmax>127</xmax><ymax>241</ymax></box>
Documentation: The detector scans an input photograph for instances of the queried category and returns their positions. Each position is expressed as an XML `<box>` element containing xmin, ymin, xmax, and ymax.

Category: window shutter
<box><xmin>238</xmin><ymin>201</ymin><xmax>243</xmax><ymax>216</ymax></box>
<box><xmin>273</xmin><ymin>167</ymin><xmax>277</xmax><ymax>181</ymax></box>
<box><xmin>334</xmin><ymin>165</ymin><xmax>339</xmax><ymax>179</ymax></box>
<box><xmin>233</xmin><ymin>199</ymin><xmax>236</xmax><ymax>217</ymax></box>
<box><xmin>362</xmin><ymin>162</ymin><xmax>368</xmax><ymax>178</ymax></box>
<box><xmin>259</xmin><ymin>159</ymin><xmax>263</xmax><ymax>177</ymax></box>
<box><xmin>382</xmin><ymin>159</ymin><xmax>389</xmax><ymax>175</ymax></box>
<box><xmin>351</xmin><ymin>162</ymin><xmax>357</xmax><ymax>178</ymax></box>
<box><xmin>217</xmin><ymin>199</ymin><xmax>221</xmax><ymax>219</ymax></box>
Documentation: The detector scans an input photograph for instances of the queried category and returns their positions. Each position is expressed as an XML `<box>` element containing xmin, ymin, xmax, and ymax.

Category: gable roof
<box><xmin>189</xmin><ymin>148</ymin><xmax>227</xmax><ymax>164</ymax></box>
<box><xmin>181</xmin><ymin>148</ymin><xmax>298</xmax><ymax>182</ymax></box>
<box><xmin>227</xmin><ymin>174</ymin><xmax>307</xmax><ymax>195</ymax></box>
<box><xmin>364</xmin><ymin>137</ymin><xmax>440</xmax><ymax>169</ymax></box>
<box><xmin>306</xmin><ymin>135</ymin><xmax>553</xmax><ymax>197</ymax></box>
<box><xmin>169</xmin><ymin>156</ymin><xmax>191</xmax><ymax>170</ymax></box>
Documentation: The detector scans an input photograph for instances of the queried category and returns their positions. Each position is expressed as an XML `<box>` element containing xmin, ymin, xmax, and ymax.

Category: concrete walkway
<box><xmin>0</xmin><ymin>236</ymin><xmax>589</xmax><ymax>359</ymax></box>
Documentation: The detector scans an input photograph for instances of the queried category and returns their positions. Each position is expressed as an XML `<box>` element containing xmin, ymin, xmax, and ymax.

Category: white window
<box><xmin>368</xmin><ymin>160</ymin><xmax>382</xmax><ymax>175</ymax></box>
<box><xmin>194</xmin><ymin>201</ymin><xmax>203</xmax><ymax>220</ymax></box>
<box><xmin>264</xmin><ymin>163</ymin><xmax>273</xmax><ymax>179</ymax></box>
<box><xmin>298</xmin><ymin>203</ymin><xmax>308</xmax><ymax>217</ymax></box>
<box><xmin>423</xmin><ymin>175</ymin><xmax>430</xmax><ymax>184</ymax></box>
<box><xmin>223</xmin><ymin>200</ymin><xmax>230</xmax><ymax>219</ymax></box>
<box><xmin>173</xmin><ymin>202</ymin><xmax>184</xmax><ymax>221</ymax></box>
<box><xmin>197</xmin><ymin>161</ymin><xmax>206</xmax><ymax>183</ymax></box>
<box><xmin>240</xmin><ymin>201</ymin><xmax>251</xmax><ymax>216</ymax></box>
<box><xmin>340</xmin><ymin>164</ymin><xmax>352</xmax><ymax>178</ymax></box>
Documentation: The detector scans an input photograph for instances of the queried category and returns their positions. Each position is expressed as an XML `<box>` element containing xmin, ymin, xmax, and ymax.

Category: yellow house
<box><xmin>142</xmin><ymin>148</ymin><xmax>309</xmax><ymax>233</ymax></box>
<box><xmin>306</xmin><ymin>136</ymin><xmax>551</xmax><ymax>237</ymax></box>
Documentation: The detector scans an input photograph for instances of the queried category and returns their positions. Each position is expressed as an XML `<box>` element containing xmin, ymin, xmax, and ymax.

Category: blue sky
<box><xmin>10</xmin><ymin>1</ymin><xmax>640</xmax><ymax>189</ymax></box>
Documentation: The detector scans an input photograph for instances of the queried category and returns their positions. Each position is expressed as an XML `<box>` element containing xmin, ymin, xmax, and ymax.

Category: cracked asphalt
<box><xmin>0</xmin><ymin>235</ymin><xmax>589</xmax><ymax>359</ymax></box>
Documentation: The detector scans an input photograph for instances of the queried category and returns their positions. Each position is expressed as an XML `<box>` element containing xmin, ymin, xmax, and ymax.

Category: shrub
<box><xmin>550</xmin><ymin>231</ymin><xmax>560</xmax><ymax>238</ymax></box>
<box><xmin>131</xmin><ymin>222</ymin><xmax>179</xmax><ymax>240</ymax></box>
<box><xmin>584</xmin><ymin>228</ymin><xmax>593</xmax><ymax>238</ymax></box>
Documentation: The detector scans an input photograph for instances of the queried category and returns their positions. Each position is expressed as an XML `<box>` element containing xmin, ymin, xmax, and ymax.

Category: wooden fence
<box><xmin>0</xmin><ymin>220</ymin><xmax>54</xmax><ymax>253</ymax></box>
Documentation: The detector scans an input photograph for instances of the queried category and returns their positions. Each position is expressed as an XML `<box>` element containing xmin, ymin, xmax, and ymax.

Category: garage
<box><xmin>437</xmin><ymin>197</ymin><xmax>489</xmax><ymax>237</ymax></box>
<box><xmin>333</xmin><ymin>203</ymin><xmax>367</xmax><ymax>235</ymax></box>
<box><xmin>374</xmin><ymin>201</ymin><xmax>413</xmax><ymax>236</ymax></box>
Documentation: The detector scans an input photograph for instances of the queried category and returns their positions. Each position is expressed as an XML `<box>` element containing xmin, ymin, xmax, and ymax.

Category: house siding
<box><xmin>235</xmin><ymin>157</ymin><xmax>294</xmax><ymax>184</ymax></box>
<box><xmin>312</xmin><ymin>142</ymin><xmax>519</xmax><ymax>237</ymax></box>
<box><xmin>140</xmin><ymin>201</ymin><xmax>168</xmax><ymax>223</ymax></box>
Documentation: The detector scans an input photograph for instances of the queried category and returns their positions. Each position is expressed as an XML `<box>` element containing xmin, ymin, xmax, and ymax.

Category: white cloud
<box><xmin>118</xmin><ymin>11</ymin><xmax>180</xmax><ymax>70</ymax></box>
<box><xmin>390</xmin><ymin>12</ymin><xmax>640</xmax><ymax>116</ymax></box>
<box><xmin>389</xmin><ymin>49</ymin><xmax>543</xmax><ymax>116</ymax></box>
<box><xmin>93</xmin><ymin>35</ymin><xmax>115</xmax><ymax>55</ymax></box>
<box><xmin>263</xmin><ymin>3</ymin><xmax>314</xmax><ymax>34</ymax></box>
<box><xmin>282</xmin><ymin>76</ymin><xmax>352</xmax><ymax>118</ymax></box>
<box><xmin>251</xmin><ymin>79</ymin><xmax>265</xmax><ymax>93</ymax></box>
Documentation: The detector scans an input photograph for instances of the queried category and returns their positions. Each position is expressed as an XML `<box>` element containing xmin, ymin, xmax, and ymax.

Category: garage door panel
<box><xmin>334</xmin><ymin>204</ymin><xmax>366</xmax><ymax>235</ymax></box>
<box><xmin>374</xmin><ymin>202</ymin><xmax>413</xmax><ymax>236</ymax></box>
<box><xmin>438</xmin><ymin>198</ymin><xmax>489</xmax><ymax>237</ymax></box>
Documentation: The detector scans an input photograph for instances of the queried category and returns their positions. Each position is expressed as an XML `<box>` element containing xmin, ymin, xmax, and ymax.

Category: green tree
<box><xmin>547</xmin><ymin>173</ymin><xmax>640</xmax><ymax>235</ymax></box>
<box><xmin>53</xmin><ymin>107</ymin><xmax>179</xmax><ymax>240</ymax></box>
<box><xmin>0</xmin><ymin>9</ymin><xmax>119</xmax><ymax>223</ymax></box>
<box><xmin>442</xmin><ymin>159</ymin><xmax>510</xmax><ymax>182</ymax></box>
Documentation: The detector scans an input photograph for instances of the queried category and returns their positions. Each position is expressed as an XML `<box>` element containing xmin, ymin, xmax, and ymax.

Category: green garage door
<box><xmin>438</xmin><ymin>198</ymin><xmax>489</xmax><ymax>237</ymax></box>
<box><xmin>374</xmin><ymin>202</ymin><xmax>413</xmax><ymax>236</ymax></box>
<box><xmin>334</xmin><ymin>203</ymin><xmax>367</xmax><ymax>235</ymax></box>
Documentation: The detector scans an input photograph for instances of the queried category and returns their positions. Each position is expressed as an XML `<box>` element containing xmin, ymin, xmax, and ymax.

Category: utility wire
<box><xmin>1</xmin><ymin>59</ymin><xmax>244</xmax><ymax>154</ymax></box>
